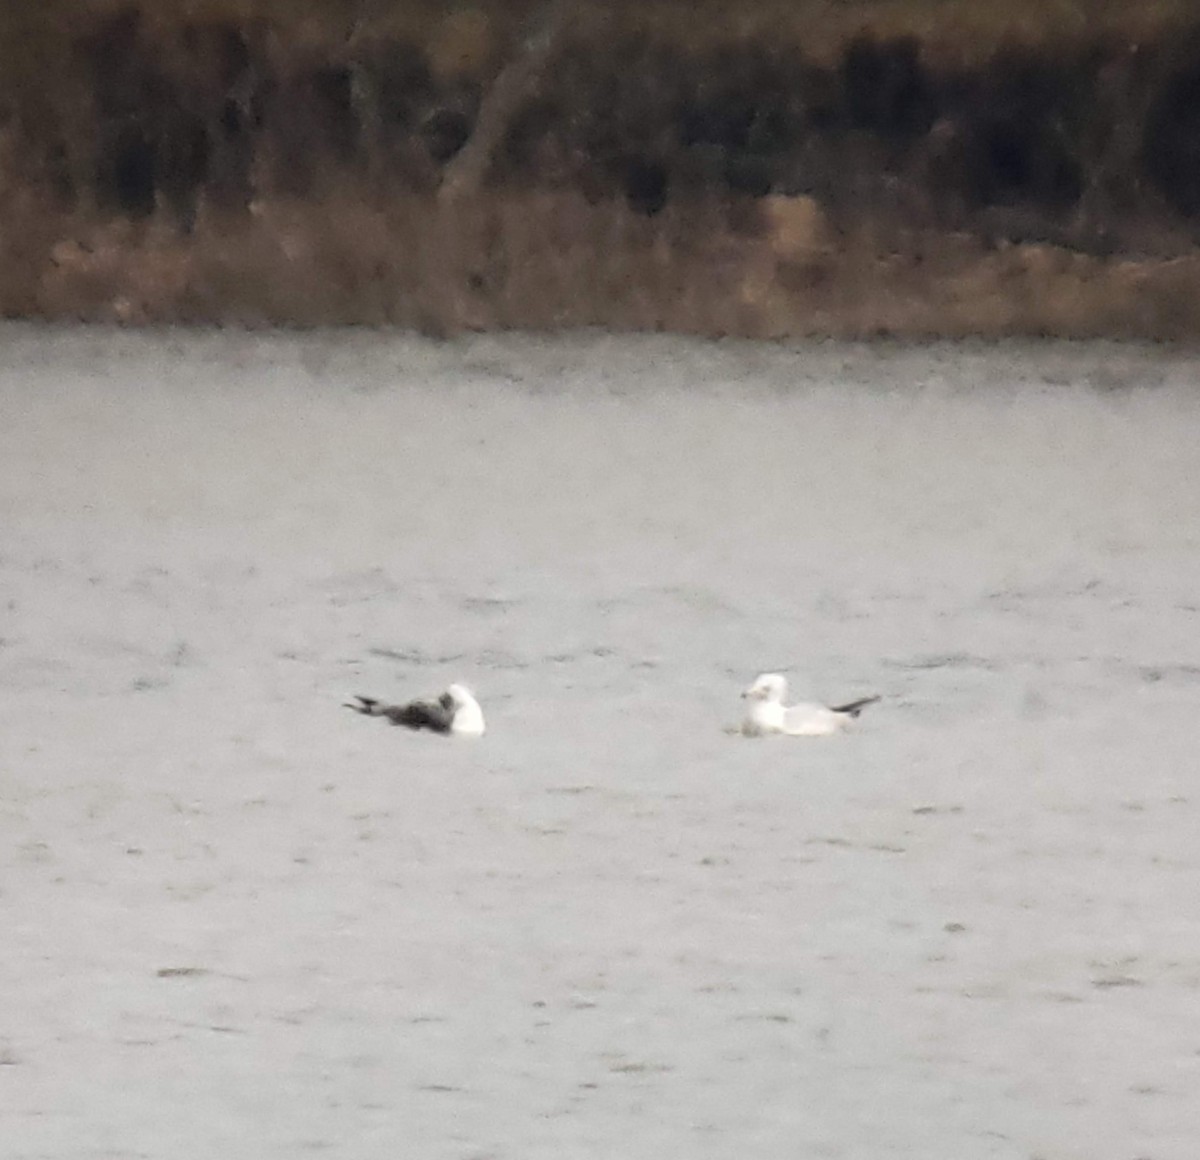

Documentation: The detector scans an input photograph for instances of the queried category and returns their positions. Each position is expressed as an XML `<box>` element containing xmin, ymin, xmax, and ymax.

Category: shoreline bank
<box><xmin>5</xmin><ymin>2</ymin><xmax>1200</xmax><ymax>336</ymax></box>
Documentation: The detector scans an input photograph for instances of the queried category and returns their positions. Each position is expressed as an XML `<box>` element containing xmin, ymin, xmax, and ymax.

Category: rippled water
<box><xmin>2</xmin><ymin>324</ymin><xmax>1199</xmax><ymax>1159</ymax></box>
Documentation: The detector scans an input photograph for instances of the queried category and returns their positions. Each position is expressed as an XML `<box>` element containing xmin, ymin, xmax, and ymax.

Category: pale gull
<box><xmin>740</xmin><ymin>672</ymin><xmax>878</xmax><ymax>737</ymax></box>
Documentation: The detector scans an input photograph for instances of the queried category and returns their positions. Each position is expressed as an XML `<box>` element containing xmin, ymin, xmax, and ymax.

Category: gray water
<box><xmin>1</xmin><ymin>324</ymin><xmax>1199</xmax><ymax>1159</ymax></box>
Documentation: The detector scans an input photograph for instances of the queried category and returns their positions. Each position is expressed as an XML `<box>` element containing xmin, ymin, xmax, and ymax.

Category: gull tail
<box><xmin>830</xmin><ymin>695</ymin><xmax>880</xmax><ymax>718</ymax></box>
<box><xmin>344</xmin><ymin>695</ymin><xmax>385</xmax><ymax>716</ymax></box>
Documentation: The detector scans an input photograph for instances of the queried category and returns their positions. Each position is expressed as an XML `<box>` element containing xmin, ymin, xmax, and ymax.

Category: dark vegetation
<box><xmin>4</xmin><ymin>1</ymin><xmax>1200</xmax><ymax>335</ymax></box>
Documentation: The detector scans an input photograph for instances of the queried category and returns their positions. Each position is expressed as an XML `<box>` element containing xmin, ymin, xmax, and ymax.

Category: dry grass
<box><xmin>18</xmin><ymin>188</ymin><xmax>1200</xmax><ymax>339</ymax></box>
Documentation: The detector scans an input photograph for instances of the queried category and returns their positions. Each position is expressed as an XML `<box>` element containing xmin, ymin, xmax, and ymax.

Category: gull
<box><xmin>740</xmin><ymin>672</ymin><xmax>878</xmax><ymax>737</ymax></box>
<box><xmin>345</xmin><ymin>683</ymin><xmax>485</xmax><ymax>736</ymax></box>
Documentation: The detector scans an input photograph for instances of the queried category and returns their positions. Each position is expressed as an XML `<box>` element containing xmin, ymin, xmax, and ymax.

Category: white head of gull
<box><xmin>346</xmin><ymin>682</ymin><xmax>486</xmax><ymax>736</ymax></box>
<box><xmin>740</xmin><ymin>672</ymin><xmax>878</xmax><ymax>737</ymax></box>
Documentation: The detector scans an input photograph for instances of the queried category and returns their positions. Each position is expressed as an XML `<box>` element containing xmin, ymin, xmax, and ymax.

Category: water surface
<box><xmin>1</xmin><ymin>325</ymin><xmax>1198</xmax><ymax>1159</ymax></box>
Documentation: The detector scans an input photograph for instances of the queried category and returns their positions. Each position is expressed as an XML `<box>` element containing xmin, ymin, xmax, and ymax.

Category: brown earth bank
<box><xmin>5</xmin><ymin>1</ymin><xmax>1200</xmax><ymax>337</ymax></box>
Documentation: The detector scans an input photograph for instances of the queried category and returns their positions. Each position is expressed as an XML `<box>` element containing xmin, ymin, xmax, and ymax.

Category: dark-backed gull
<box><xmin>740</xmin><ymin>672</ymin><xmax>878</xmax><ymax>737</ymax></box>
<box><xmin>345</xmin><ymin>683</ymin><xmax>485</xmax><ymax>736</ymax></box>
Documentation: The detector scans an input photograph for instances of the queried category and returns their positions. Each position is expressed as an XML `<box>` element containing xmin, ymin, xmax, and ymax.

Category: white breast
<box><xmin>450</xmin><ymin>699</ymin><xmax>486</xmax><ymax>736</ymax></box>
<box><xmin>742</xmin><ymin>700</ymin><xmax>785</xmax><ymax>736</ymax></box>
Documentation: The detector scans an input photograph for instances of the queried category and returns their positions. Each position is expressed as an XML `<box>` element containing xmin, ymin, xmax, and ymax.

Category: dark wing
<box><xmin>345</xmin><ymin>694</ymin><xmax>455</xmax><ymax>732</ymax></box>
<box><xmin>829</xmin><ymin>695</ymin><xmax>880</xmax><ymax>718</ymax></box>
<box><xmin>384</xmin><ymin>699</ymin><xmax>456</xmax><ymax>731</ymax></box>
